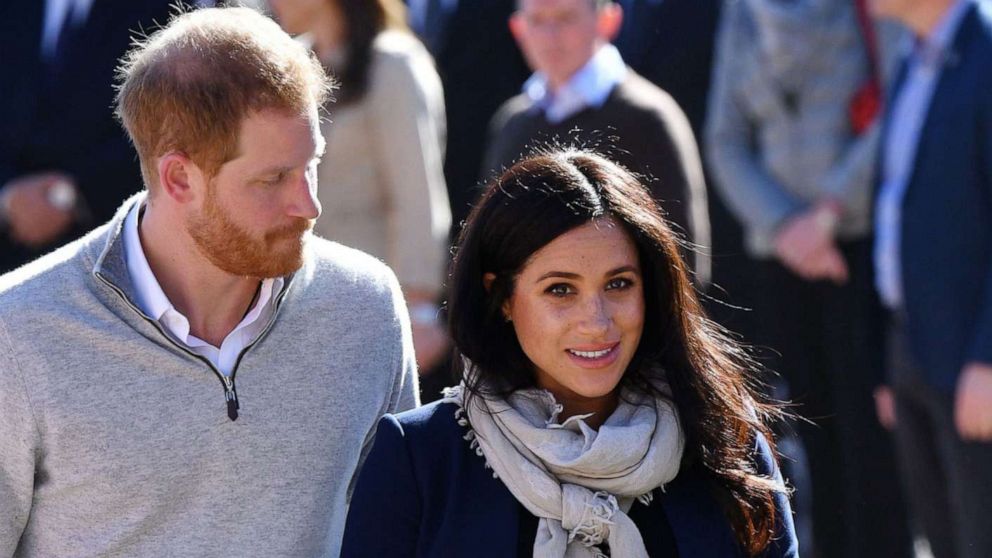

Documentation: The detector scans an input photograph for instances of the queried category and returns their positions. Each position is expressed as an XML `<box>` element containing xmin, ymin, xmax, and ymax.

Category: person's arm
<box><xmin>367</xmin><ymin>43</ymin><xmax>451</xmax><ymax>297</ymax></box>
<box><xmin>643</xmin><ymin>93</ymin><xmax>711</xmax><ymax>285</ymax></box>
<box><xmin>769</xmin><ymin>101</ymin><xmax>867</xmax><ymax>284</ymax></box>
<box><xmin>341</xmin><ymin>415</ymin><xmax>422</xmax><ymax>558</ymax></box>
<box><xmin>754</xmin><ymin>434</ymin><xmax>799</xmax><ymax>558</ymax></box>
<box><xmin>349</xmin><ymin>267</ymin><xmax>420</xmax><ymax>501</ymax></box>
<box><xmin>367</xmin><ymin>43</ymin><xmax>453</xmax><ymax>372</ymax></box>
<box><xmin>480</xmin><ymin>98</ymin><xmax>524</xmax><ymax>185</ymax></box>
<box><xmin>0</xmin><ymin>128</ymin><xmax>144</xmax><ymax>248</ymax></box>
<box><xmin>704</xmin><ymin>3</ymin><xmax>804</xmax><ymax>236</ymax></box>
<box><xmin>816</xmin><ymin>121</ymin><xmax>881</xmax><ymax>216</ymax></box>
<box><xmin>0</xmin><ymin>318</ymin><xmax>37</xmax><ymax>557</ymax></box>
<box><xmin>386</xmin><ymin>266</ymin><xmax>421</xmax><ymax>414</ymax></box>
<box><xmin>0</xmin><ymin>173</ymin><xmax>77</xmax><ymax>247</ymax></box>
<box><xmin>955</xmin><ymin>80</ymin><xmax>992</xmax><ymax>441</ymax></box>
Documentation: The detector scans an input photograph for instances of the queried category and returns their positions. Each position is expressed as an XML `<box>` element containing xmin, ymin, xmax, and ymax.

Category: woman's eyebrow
<box><xmin>535</xmin><ymin>266</ymin><xmax>639</xmax><ymax>282</ymax></box>
<box><xmin>606</xmin><ymin>265</ymin><xmax>639</xmax><ymax>276</ymax></box>
<box><xmin>536</xmin><ymin>271</ymin><xmax>581</xmax><ymax>282</ymax></box>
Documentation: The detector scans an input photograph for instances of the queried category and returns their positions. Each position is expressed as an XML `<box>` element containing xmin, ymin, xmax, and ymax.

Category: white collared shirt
<box><xmin>523</xmin><ymin>43</ymin><xmax>628</xmax><ymax>124</ymax></box>
<box><xmin>123</xmin><ymin>202</ymin><xmax>282</xmax><ymax>376</ymax></box>
<box><xmin>874</xmin><ymin>0</ymin><xmax>972</xmax><ymax>309</ymax></box>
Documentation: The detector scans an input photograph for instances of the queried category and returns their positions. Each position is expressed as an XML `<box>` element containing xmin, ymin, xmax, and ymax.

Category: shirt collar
<box><xmin>123</xmin><ymin>200</ymin><xmax>174</xmax><ymax>321</ymax></box>
<box><xmin>122</xmin><ymin>201</ymin><xmax>282</xmax><ymax>338</ymax></box>
<box><xmin>911</xmin><ymin>0</ymin><xmax>972</xmax><ymax>66</ymax></box>
<box><xmin>523</xmin><ymin>44</ymin><xmax>628</xmax><ymax>124</ymax></box>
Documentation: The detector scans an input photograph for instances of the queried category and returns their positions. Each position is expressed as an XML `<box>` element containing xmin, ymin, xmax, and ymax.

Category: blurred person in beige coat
<box><xmin>271</xmin><ymin>0</ymin><xmax>451</xmax><ymax>372</ymax></box>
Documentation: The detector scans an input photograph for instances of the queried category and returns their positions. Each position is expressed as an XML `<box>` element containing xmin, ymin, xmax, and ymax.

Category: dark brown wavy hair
<box><xmin>447</xmin><ymin>150</ymin><xmax>785</xmax><ymax>555</ymax></box>
<box><xmin>327</xmin><ymin>0</ymin><xmax>407</xmax><ymax>104</ymax></box>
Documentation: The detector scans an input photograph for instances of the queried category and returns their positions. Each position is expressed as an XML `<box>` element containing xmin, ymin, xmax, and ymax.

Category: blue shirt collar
<box><xmin>910</xmin><ymin>0</ymin><xmax>972</xmax><ymax>66</ymax></box>
<box><xmin>523</xmin><ymin>44</ymin><xmax>628</xmax><ymax>124</ymax></box>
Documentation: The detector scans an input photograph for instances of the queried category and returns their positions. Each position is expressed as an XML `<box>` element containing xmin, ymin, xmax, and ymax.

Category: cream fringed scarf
<box><xmin>441</xmin><ymin>379</ymin><xmax>684</xmax><ymax>558</ymax></box>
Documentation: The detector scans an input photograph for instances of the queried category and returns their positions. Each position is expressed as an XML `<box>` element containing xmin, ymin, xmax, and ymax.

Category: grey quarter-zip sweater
<box><xmin>0</xmin><ymin>195</ymin><xmax>419</xmax><ymax>557</ymax></box>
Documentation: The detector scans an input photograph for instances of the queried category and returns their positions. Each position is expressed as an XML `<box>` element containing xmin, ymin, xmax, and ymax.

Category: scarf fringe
<box><xmin>447</xmin><ymin>387</ymin><xmax>500</xmax><ymax>479</ymax></box>
<box><xmin>567</xmin><ymin>490</ymin><xmax>617</xmax><ymax>548</ymax></box>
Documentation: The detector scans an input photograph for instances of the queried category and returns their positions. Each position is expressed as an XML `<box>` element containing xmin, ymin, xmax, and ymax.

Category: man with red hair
<box><xmin>0</xmin><ymin>7</ymin><xmax>418</xmax><ymax>556</ymax></box>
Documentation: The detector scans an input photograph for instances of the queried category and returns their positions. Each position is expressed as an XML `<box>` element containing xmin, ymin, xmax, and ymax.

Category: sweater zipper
<box><xmin>223</xmin><ymin>283</ymin><xmax>292</xmax><ymax>420</ymax></box>
<box><xmin>95</xmin><ymin>271</ymin><xmax>292</xmax><ymax>422</ymax></box>
<box><xmin>221</xmin><ymin>374</ymin><xmax>238</xmax><ymax>421</ymax></box>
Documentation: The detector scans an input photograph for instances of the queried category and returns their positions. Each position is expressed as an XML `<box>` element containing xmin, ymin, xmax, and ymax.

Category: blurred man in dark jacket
<box><xmin>0</xmin><ymin>1</ymin><xmax>179</xmax><ymax>273</ymax></box>
<box><xmin>484</xmin><ymin>0</ymin><xmax>710</xmax><ymax>281</ymax></box>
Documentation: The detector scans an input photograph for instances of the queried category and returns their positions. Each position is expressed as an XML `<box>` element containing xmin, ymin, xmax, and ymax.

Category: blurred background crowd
<box><xmin>2</xmin><ymin>0</ymin><xmax>990</xmax><ymax>556</ymax></box>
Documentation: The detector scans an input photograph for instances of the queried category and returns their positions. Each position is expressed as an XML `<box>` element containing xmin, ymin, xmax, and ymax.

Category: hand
<box><xmin>955</xmin><ymin>362</ymin><xmax>992</xmax><ymax>441</ymax></box>
<box><xmin>774</xmin><ymin>209</ymin><xmax>832</xmax><ymax>270</ymax></box>
<box><xmin>2</xmin><ymin>172</ymin><xmax>77</xmax><ymax>247</ymax></box>
<box><xmin>774</xmin><ymin>203</ymin><xmax>848</xmax><ymax>284</ymax></box>
<box><xmin>412</xmin><ymin>320</ymin><xmax>450</xmax><ymax>373</ymax></box>
<box><xmin>777</xmin><ymin>238</ymin><xmax>849</xmax><ymax>283</ymax></box>
<box><xmin>803</xmin><ymin>244</ymin><xmax>850</xmax><ymax>284</ymax></box>
<box><xmin>874</xmin><ymin>385</ymin><xmax>897</xmax><ymax>430</ymax></box>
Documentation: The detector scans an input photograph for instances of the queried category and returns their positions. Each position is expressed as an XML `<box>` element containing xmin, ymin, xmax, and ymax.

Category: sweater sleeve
<box><xmin>816</xmin><ymin>120</ymin><xmax>881</xmax><ymax>214</ymax></box>
<box><xmin>704</xmin><ymin>2</ymin><xmax>804</xmax><ymax>236</ymax></box>
<box><xmin>341</xmin><ymin>415</ymin><xmax>422</xmax><ymax>558</ymax></box>
<box><xmin>386</xmin><ymin>267</ymin><xmax>420</xmax><ymax>414</ymax></box>
<box><xmin>755</xmin><ymin>434</ymin><xmax>799</xmax><ymax>558</ymax></box>
<box><xmin>367</xmin><ymin>40</ymin><xmax>451</xmax><ymax>296</ymax></box>
<box><xmin>641</xmin><ymin>91</ymin><xmax>712</xmax><ymax>285</ymax></box>
<box><xmin>480</xmin><ymin>97</ymin><xmax>527</xmax><ymax>184</ymax></box>
<box><xmin>0</xmin><ymin>318</ymin><xmax>37</xmax><ymax>557</ymax></box>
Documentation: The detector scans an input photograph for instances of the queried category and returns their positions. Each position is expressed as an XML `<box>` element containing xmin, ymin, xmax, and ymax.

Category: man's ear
<box><xmin>156</xmin><ymin>152</ymin><xmax>201</xmax><ymax>205</ymax></box>
<box><xmin>597</xmin><ymin>2</ymin><xmax>624</xmax><ymax>42</ymax></box>
<box><xmin>508</xmin><ymin>12</ymin><xmax>525</xmax><ymax>43</ymax></box>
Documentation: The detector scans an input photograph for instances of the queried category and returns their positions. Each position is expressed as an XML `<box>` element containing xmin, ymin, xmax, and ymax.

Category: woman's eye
<box><xmin>546</xmin><ymin>284</ymin><xmax>573</xmax><ymax>297</ymax></box>
<box><xmin>606</xmin><ymin>277</ymin><xmax>633</xmax><ymax>290</ymax></box>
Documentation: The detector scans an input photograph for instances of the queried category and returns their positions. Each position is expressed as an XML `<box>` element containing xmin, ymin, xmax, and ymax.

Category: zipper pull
<box><xmin>223</xmin><ymin>375</ymin><xmax>239</xmax><ymax>421</ymax></box>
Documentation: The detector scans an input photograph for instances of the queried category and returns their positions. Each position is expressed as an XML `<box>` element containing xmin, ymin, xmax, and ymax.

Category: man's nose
<box><xmin>287</xmin><ymin>171</ymin><xmax>320</xmax><ymax>220</ymax></box>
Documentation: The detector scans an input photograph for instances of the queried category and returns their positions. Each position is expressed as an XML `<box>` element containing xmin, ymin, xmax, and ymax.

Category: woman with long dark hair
<box><xmin>269</xmin><ymin>0</ymin><xmax>451</xmax><ymax>370</ymax></box>
<box><xmin>342</xmin><ymin>150</ymin><xmax>798</xmax><ymax>557</ymax></box>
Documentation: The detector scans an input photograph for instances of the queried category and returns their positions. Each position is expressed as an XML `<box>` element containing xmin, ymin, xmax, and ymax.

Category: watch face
<box><xmin>815</xmin><ymin>207</ymin><xmax>839</xmax><ymax>233</ymax></box>
<box><xmin>410</xmin><ymin>303</ymin><xmax>440</xmax><ymax>325</ymax></box>
<box><xmin>48</xmin><ymin>181</ymin><xmax>78</xmax><ymax>211</ymax></box>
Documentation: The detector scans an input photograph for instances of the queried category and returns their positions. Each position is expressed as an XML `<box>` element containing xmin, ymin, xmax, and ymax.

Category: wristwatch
<box><xmin>409</xmin><ymin>302</ymin><xmax>440</xmax><ymax>326</ymax></box>
<box><xmin>813</xmin><ymin>201</ymin><xmax>842</xmax><ymax>235</ymax></box>
<box><xmin>47</xmin><ymin>180</ymin><xmax>78</xmax><ymax>212</ymax></box>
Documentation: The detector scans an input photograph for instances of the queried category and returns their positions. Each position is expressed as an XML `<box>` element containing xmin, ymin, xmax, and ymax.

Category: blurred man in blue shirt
<box><xmin>871</xmin><ymin>0</ymin><xmax>992</xmax><ymax>555</ymax></box>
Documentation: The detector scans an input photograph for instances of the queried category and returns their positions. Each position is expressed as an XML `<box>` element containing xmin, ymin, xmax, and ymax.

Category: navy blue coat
<box><xmin>881</xmin><ymin>2</ymin><xmax>992</xmax><ymax>391</ymax></box>
<box><xmin>341</xmin><ymin>401</ymin><xmax>798</xmax><ymax>557</ymax></box>
<box><xmin>0</xmin><ymin>1</ymin><xmax>175</xmax><ymax>272</ymax></box>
